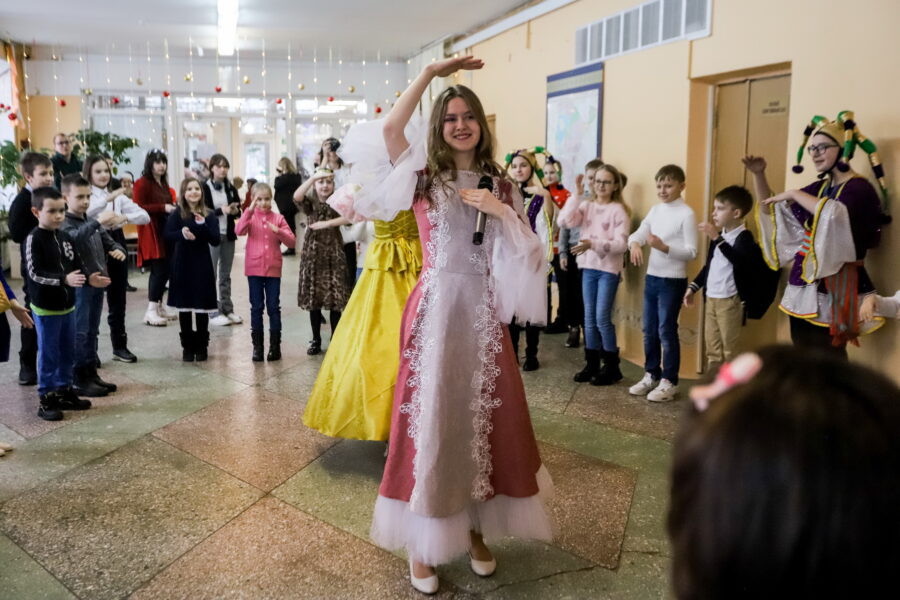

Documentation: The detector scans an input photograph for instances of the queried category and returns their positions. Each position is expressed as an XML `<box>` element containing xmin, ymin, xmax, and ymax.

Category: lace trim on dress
<box><xmin>467</xmin><ymin>186</ymin><xmax>504</xmax><ymax>501</ymax></box>
<box><xmin>399</xmin><ymin>180</ymin><xmax>449</xmax><ymax>506</ymax></box>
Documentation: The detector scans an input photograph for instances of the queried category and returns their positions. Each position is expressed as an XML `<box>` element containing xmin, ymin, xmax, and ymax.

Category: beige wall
<box><xmin>25</xmin><ymin>95</ymin><xmax>83</xmax><ymax>153</ymax></box>
<box><xmin>466</xmin><ymin>0</ymin><xmax>900</xmax><ymax>380</ymax></box>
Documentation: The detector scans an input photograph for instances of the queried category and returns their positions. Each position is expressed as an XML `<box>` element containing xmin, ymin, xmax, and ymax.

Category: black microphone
<box><xmin>473</xmin><ymin>175</ymin><xmax>493</xmax><ymax>245</ymax></box>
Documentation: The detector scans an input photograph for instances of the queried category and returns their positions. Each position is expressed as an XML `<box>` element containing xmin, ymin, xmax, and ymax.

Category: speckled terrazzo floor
<box><xmin>0</xmin><ymin>241</ymin><xmax>683</xmax><ymax>599</ymax></box>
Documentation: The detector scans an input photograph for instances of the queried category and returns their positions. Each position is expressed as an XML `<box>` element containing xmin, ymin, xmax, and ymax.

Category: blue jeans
<box><xmin>248</xmin><ymin>276</ymin><xmax>282</xmax><ymax>332</ymax></box>
<box><xmin>642</xmin><ymin>275</ymin><xmax>687</xmax><ymax>384</ymax></box>
<box><xmin>33</xmin><ymin>311</ymin><xmax>76</xmax><ymax>394</ymax></box>
<box><xmin>582</xmin><ymin>269</ymin><xmax>620</xmax><ymax>352</ymax></box>
<box><xmin>75</xmin><ymin>285</ymin><xmax>105</xmax><ymax>369</ymax></box>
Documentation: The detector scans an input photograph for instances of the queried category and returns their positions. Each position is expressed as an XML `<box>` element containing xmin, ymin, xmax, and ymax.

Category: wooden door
<box><xmin>705</xmin><ymin>74</ymin><xmax>791</xmax><ymax>362</ymax></box>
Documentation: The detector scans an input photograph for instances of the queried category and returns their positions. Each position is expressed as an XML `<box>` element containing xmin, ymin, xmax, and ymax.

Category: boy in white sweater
<box><xmin>627</xmin><ymin>164</ymin><xmax>697</xmax><ymax>402</ymax></box>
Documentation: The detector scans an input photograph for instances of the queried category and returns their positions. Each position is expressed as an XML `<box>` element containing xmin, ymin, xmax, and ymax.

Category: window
<box><xmin>575</xmin><ymin>0</ymin><xmax>711</xmax><ymax>65</ymax></box>
<box><xmin>605</xmin><ymin>15</ymin><xmax>622</xmax><ymax>57</ymax></box>
<box><xmin>662</xmin><ymin>0</ymin><xmax>684</xmax><ymax>40</ymax></box>
<box><xmin>622</xmin><ymin>8</ymin><xmax>641</xmax><ymax>52</ymax></box>
<box><xmin>642</xmin><ymin>1</ymin><xmax>661</xmax><ymax>46</ymax></box>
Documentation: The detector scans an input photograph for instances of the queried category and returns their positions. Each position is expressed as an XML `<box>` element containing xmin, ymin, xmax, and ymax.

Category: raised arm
<box><xmin>742</xmin><ymin>155</ymin><xmax>775</xmax><ymax>214</ymax></box>
<box><xmin>384</xmin><ymin>56</ymin><xmax>484</xmax><ymax>164</ymax></box>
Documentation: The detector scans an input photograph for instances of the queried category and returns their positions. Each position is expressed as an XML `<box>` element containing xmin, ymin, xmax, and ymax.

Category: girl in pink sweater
<box><xmin>557</xmin><ymin>164</ymin><xmax>631</xmax><ymax>386</ymax></box>
<box><xmin>235</xmin><ymin>182</ymin><xmax>296</xmax><ymax>362</ymax></box>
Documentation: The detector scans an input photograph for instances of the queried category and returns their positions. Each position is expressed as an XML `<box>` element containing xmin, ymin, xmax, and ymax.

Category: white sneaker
<box><xmin>157</xmin><ymin>303</ymin><xmax>178</xmax><ymax>321</ymax></box>
<box><xmin>629</xmin><ymin>372</ymin><xmax>659</xmax><ymax>396</ymax></box>
<box><xmin>647</xmin><ymin>379</ymin><xmax>678</xmax><ymax>402</ymax></box>
<box><xmin>226</xmin><ymin>313</ymin><xmax>243</xmax><ymax>325</ymax></box>
<box><xmin>144</xmin><ymin>303</ymin><xmax>167</xmax><ymax>327</ymax></box>
<box><xmin>210</xmin><ymin>314</ymin><xmax>232</xmax><ymax>327</ymax></box>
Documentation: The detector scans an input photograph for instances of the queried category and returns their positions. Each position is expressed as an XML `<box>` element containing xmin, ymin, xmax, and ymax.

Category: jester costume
<box><xmin>757</xmin><ymin>111</ymin><xmax>890</xmax><ymax>348</ymax></box>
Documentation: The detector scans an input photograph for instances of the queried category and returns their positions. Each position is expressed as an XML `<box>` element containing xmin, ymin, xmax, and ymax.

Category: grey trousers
<box><xmin>209</xmin><ymin>234</ymin><xmax>235</xmax><ymax>315</ymax></box>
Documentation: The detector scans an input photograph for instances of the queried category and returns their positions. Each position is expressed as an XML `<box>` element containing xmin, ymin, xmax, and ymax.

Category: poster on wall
<box><xmin>546</xmin><ymin>63</ymin><xmax>603</xmax><ymax>194</ymax></box>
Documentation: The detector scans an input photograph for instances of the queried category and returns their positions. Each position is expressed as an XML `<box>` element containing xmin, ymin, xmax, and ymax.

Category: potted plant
<box><xmin>71</xmin><ymin>129</ymin><xmax>139</xmax><ymax>174</ymax></box>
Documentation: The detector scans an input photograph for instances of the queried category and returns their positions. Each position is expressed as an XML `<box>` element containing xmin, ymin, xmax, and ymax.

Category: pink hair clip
<box><xmin>689</xmin><ymin>352</ymin><xmax>763</xmax><ymax>412</ymax></box>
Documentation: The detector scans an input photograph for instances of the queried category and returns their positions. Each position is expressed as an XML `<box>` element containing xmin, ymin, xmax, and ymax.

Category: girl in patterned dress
<box><xmin>292</xmin><ymin>167</ymin><xmax>350</xmax><ymax>355</ymax></box>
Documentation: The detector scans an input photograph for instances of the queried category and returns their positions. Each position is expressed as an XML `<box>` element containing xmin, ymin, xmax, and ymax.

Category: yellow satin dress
<box><xmin>303</xmin><ymin>210</ymin><xmax>422</xmax><ymax>441</ymax></box>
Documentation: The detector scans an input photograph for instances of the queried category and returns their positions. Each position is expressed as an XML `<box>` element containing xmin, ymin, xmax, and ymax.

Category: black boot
<box><xmin>574</xmin><ymin>348</ymin><xmax>601</xmax><ymax>382</ymax></box>
<box><xmin>522</xmin><ymin>326</ymin><xmax>540</xmax><ymax>371</ymax></box>
<box><xmin>252</xmin><ymin>330</ymin><xmax>265</xmax><ymax>362</ymax></box>
<box><xmin>73</xmin><ymin>366</ymin><xmax>109</xmax><ymax>397</ymax></box>
<box><xmin>58</xmin><ymin>387</ymin><xmax>92</xmax><ymax>410</ymax></box>
<box><xmin>267</xmin><ymin>330</ymin><xmax>282</xmax><ymax>361</ymax></box>
<box><xmin>37</xmin><ymin>392</ymin><xmax>64</xmax><ymax>421</ymax></box>
<box><xmin>592</xmin><ymin>350</ymin><xmax>624</xmax><ymax>386</ymax></box>
<box><xmin>565</xmin><ymin>326</ymin><xmax>581</xmax><ymax>348</ymax></box>
<box><xmin>180</xmin><ymin>332</ymin><xmax>195</xmax><ymax>362</ymax></box>
<box><xmin>90</xmin><ymin>365</ymin><xmax>117</xmax><ymax>393</ymax></box>
<box><xmin>194</xmin><ymin>331</ymin><xmax>209</xmax><ymax>362</ymax></box>
<box><xmin>112</xmin><ymin>333</ymin><xmax>137</xmax><ymax>363</ymax></box>
<box><xmin>307</xmin><ymin>338</ymin><xmax>322</xmax><ymax>356</ymax></box>
<box><xmin>18</xmin><ymin>363</ymin><xmax>37</xmax><ymax>386</ymax></box>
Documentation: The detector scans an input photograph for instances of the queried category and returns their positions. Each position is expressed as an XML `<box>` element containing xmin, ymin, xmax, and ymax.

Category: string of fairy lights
<box><xmin>5</xmin><ymin>37</ymin><xmax>432</xmax><ymax>173</ymax></box>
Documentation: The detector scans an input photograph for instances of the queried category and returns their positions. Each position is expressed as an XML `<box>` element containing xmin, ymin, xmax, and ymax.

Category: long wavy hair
<box><xmin>425</xmin><ymin>85</ymin><xmax>503</xmax><ymax>195</ymax></box>
<box><xmin>178</xmin><ymin>177</ymin><xmax>208</xmax><ymax>219</ymax></box>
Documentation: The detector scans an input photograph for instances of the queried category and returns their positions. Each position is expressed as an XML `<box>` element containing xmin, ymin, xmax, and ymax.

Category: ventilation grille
<box><xmin>575</xmin><ymin>0</ymin><xmax>711</xmax><ymax>65</ymax></box>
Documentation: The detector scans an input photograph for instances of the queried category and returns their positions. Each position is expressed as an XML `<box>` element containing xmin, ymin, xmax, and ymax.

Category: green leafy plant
<box><xmin>0</xmin><ymin>140</ymin><xmax>25</xmax><ymax>189</ymax></box>
<box><xmin>71</xmin><ymin>129</ymin><xmax>139</xmax><ymax>174</ymax></box>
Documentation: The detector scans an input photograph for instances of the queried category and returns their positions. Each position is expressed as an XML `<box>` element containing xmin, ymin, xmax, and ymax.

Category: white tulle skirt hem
<box><xmin>370</xmin><ymin>465</ymin><xmax>554</xmax><ymax>566</ymax></box>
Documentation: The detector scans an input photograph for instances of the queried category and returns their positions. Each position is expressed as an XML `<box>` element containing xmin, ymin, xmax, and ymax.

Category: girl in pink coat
<box><xmin>235</xmin><ymin>182</ymin><xmax>296</xmax><ymax>361</ymax></box>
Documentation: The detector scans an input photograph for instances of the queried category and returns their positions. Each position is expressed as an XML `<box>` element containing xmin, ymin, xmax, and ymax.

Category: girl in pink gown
<box><xmin>338</xmin><ymin>57</ymin><xmax>554</xmax><ymax>594</ymax></box>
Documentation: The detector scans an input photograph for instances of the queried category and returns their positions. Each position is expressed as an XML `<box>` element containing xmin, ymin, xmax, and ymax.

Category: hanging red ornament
<box><xmin>328</xmin><ymin>96</ymin><xmax>335</xmax><ymax>102</ymax></box>
<box><xmin>112</xmin><ymin>96</ymin><xmax>120</xmax><ymax>105</ymax></box>
<box><xmin>375</xmin><ymin>106</ymin><xmax>382</xmax><ymax>114</ymax></box>
<box><xmin>58</xmin><ymin>99</ymin><xmax>67</xmax><ymax>107</ymax></box>
<box><xmin>215</xmin><ymin>86</ymin><xmax>222</xmax><ymax>93</ymax></box>
<box><xmin>8</xmin><ymin>112</ymin><xmax>17</xmax><ymax>121</ymax></box>
<box><xmin>276</xmin><ymin>98</ymin><xmax>283</xmax><ymax>104</ymax></box>
<box><xmin>162</xmin><ymin>90</ymin><xmax>171</xmax><ymax>98</ymax></box>
<box><xmin>0</xmin><ymin>103</ymin><xmax>5</xmax><ymax>109</ymax></box>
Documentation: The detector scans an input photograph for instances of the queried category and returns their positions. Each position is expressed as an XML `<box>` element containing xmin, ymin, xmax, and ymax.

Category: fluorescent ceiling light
<box><xmin>218</xmin><ymin>0</ymin><xmax>239</xmax><ymax>56</ymax></box>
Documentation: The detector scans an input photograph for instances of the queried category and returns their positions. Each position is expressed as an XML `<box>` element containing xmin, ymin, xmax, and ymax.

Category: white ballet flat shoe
<box><xmin>0</xmin><ymin>442</ymin><xmax>13</xmax><ymax>451</ymax></box>
<box><xmin>409</xmin><ymin>561</ymin><xmax>439</xmax><ymax>595</ymax></box>
<box><xmin>468</xmin><ymin>552</ymin><xmax>497</xmax><ymax>577</ymax></box>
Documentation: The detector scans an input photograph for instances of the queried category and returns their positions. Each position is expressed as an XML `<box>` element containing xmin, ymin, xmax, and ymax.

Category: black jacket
<box><xmin>24</xmin><ymin>227</ymin><xmax>82</xmax><ymax>312</ymax></box>
<box><xmin>60</xmin><ymin>212</ymin><xmax>124</xmax><ymax>281</ymax></box>
<box><xmin>51</xmin><ymin>153</ymin><xmax>83</xmax><ymax>190</ymax></box>
<box><xmin>9</xmin><ymin>187</ymin><xmax>38</xmax><ymax>245</ymax></box>
<box><xmin>274</xmin><ymin>172</ymin><xmax>304</xmax><ymax>214</ymax></box>
<box><xmin>689</xmin><ymin>229</ymin><xmax>778</xmax><ymax>320</ymax></box>
<box><xmin>201</xmin><ymin>179</ymin><xmax>242</xmax><ymax>241</ymax></box>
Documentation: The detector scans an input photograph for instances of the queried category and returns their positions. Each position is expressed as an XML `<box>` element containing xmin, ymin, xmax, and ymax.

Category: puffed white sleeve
<box><xmin>799</xmin><ymin>198</ymin><xmax>856</xmax><ymax>283</ymax></box>
<box><xmin>331</xmin><ymin>116</ymin><xmax>427</xmax><ymax>222</ymax></box>
<box><xmin>491</xmin><ymin>184</ymin><xmax>549</xmax><ymax>326</ymax></box>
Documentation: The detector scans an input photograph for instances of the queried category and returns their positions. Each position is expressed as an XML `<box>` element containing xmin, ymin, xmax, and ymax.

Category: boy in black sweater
<box><xmin>8</xmin><ymin>152</ymin><xmax>54</xmax><ymax>385</ymax></box>
<box><xmin>25</xmin><ymin>187</ymin><xmax>94</xmax><ymax>421</ymax></box>
<box><xmin>60</xmin><ymin>174</ymin><xmax>125</xmax><ymax>398</ymax></box>
<box><xmin>683</xmin><ymin>186</ymin><xmax>771</xmax><ymax>374</ymax></box>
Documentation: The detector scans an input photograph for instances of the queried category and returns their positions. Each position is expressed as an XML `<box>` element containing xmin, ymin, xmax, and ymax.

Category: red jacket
<box><xmin>133</xmin><ymin>176</ymin><xmax>176</xmax><ymax>265</ymax></box>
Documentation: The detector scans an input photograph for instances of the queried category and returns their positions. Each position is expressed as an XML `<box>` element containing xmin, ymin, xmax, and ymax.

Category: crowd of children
<box><xmin>2</xmin><ymin>56</ymin><xmax>899</xmax><ymax>596</ymax></box>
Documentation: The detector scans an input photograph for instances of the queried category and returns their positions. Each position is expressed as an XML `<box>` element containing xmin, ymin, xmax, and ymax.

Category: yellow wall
<box><xmin>466</xmin><ymin>0</ymin><xmax>900</xmax><ymax>380</ymax></box>
<box><xmin>26</xmin><ymin>95</ymin><xmax>82</xmax><ymax>152</ymax></box>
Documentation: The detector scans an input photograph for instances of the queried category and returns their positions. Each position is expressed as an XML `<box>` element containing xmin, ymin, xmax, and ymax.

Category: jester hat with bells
<box><xmin>792</xmin><ymin>111</ymin><xmax>890</xmax><ymax>211</ymax></box>
<box><xmin>504</xmin><ymin>147</ymin><xmax>545</xmax><ymax>184</ymax></box>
